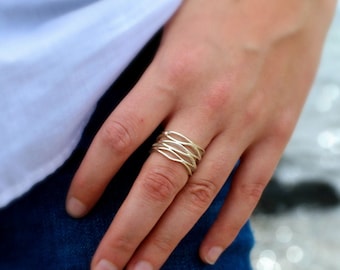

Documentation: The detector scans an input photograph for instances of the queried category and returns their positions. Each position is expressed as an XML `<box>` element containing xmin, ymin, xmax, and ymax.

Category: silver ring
<box><xmin>152</xmin><ymin>131</ymin><xmax>205</xmax><ymax>176</ymax></box>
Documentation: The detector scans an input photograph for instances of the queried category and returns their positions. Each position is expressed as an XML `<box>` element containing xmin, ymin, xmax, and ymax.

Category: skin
<box><xmin>66</xmin><ymin>0</ymin><xmax>336</xmax><ymax>269</ymax></box>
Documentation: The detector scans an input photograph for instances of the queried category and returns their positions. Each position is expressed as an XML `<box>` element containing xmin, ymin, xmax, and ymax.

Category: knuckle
<box><xmin>141</xmin><ymin>165</ymin><xmax>182</xmax><ymax>202</ymax></box>
<box><xmin>152</xmin><ymin>234</ymin><xmax>175</xmax><ymax>254</ymax></box>
<box><xmin>243</xmin><ymin>105</ymin><xmax>260</xmax><ymax>126</ymax></box>
<box><xmin>203</xmin><ymin>82</ymin><xmax>231</xmax><ymax>113</ymax></box>
<box><xmin>272</xmin><ymin>111</ymin><xmax>296</xmax><ymax>140</ymax></box>
<box><xmin>99</xmin><ymin>119</ymin><xmax>135</xmax><ymax>154</ymax></box>
<box><xmin>186</xmin><ymin>178</ymin><xmax>218</xmax><ymax>208</ymax></box>
<box><xmin>237</xmin><ymin>182</ymin><xmax>266</xmax><ymax>206</ymax></box>
<box><xmin>166</xmin><ymin>52</ymin><xmax>199</xmax><ymax>81</ymax></box>
<box><xmin>159</xmin><ymin>47</ymin><xmax>205</xmax><ymax>90</ymax></box>
<box><xmin>110</xmin><ymin>234</ymin><xmax>136</xmax><ymax>254</ymax></box>
<box><xmin>242</xmin><ymin>93</ymin><xmax>265</xmax><ymax>127</ymax></box>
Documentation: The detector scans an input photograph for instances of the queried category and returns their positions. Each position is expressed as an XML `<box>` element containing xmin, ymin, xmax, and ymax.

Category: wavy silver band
<box><xmin>152</xmin><ymin>131</ymin><xmax>205</xmax><ymax>176</ymax></box>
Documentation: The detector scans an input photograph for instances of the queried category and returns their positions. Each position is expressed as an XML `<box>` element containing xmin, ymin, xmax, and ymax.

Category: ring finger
<box><xmin>125</xmin><ymin>134</ymin><xmax>241</xmax><ymax>269</ymax></box>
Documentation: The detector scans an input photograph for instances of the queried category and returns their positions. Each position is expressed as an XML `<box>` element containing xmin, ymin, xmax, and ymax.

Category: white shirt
<box><xmin>0</xmin><ymin>0</ymin><xmax>182</xmax><ymax>207</ymax></box>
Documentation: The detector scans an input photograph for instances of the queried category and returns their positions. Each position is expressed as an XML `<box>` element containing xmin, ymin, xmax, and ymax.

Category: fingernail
<box><xmin>133</xmin><ymin>261</ymin><xmax>153</xmax><ymax>270</ymax></box>
<box><xmin>66</xmin><ymin>197</ymin><xmax>87</xmax><ymax>218</ymax></box>
<box><xmin>206</xmin><ymin>246</ymin><xmax>223</xmax><ymax>265</ymax></box>
<box><xmin>95</xmin><ymin>259</ymin><xmax>118</xmax><ymax>270</ymax></box>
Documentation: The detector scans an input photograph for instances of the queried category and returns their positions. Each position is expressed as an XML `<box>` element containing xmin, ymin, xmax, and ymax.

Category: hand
<box><xmin>66</xmin><ymin>0</ymin><xmax>336</xmax><ymax>269</ymax></box>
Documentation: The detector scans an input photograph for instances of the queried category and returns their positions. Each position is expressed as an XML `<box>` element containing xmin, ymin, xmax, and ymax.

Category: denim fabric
<box><xmin>0</xmin><ymin>32</ymin><xmax>254</xmax><ymax>270</ymax></box>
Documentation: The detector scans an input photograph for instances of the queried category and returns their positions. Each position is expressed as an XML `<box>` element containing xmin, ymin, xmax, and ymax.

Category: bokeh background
<box><xmin>251</xmin><ymin>3</ymin><xmax>340</xmax><ymax>270</ymax></box>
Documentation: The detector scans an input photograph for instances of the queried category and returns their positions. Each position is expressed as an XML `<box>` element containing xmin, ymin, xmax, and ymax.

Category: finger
<box><xmin>125</xmin><ymin>135</ymin><xmax>241</xmax><ymax>270</ymax></box>
<box><xmin>66</xmin><ymin>72</ymin><xmax>175</xmax><ymax>218</ymax></box>
<box><xmin>91</xmin><ymin>154</ymin><xmax>187</xmax><ymax>270</ymax></box>
<box><xmin>91</xmin><ymin>123</ymin><xmax>214</xmax><ymax>270</ymax></box>
<box><xmin>199</xmin><ymin>137</ymin><xmax>284</xmax><ymax>265</ymax></box>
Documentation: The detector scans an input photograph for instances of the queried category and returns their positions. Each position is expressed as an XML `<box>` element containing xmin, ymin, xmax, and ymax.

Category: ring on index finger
<box><xmin>151</xmin><ymin>131</ymin><xmax>205</xmax><ymax>176</ymax></box>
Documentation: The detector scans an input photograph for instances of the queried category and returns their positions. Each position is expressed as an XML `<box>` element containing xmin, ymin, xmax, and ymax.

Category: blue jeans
<box><xmin>0</xmin><ymin>32</ymin><xmax>254</xmax><ymax>270</ymax></box>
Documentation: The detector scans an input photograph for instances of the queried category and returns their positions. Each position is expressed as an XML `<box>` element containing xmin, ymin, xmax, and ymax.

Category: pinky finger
<box><xmin>199</xmin><ymin>139</ymin><xmax>284</xmax><ymax>265</ymax></box>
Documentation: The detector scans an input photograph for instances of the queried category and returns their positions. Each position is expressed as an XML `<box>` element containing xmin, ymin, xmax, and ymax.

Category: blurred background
<box><xmin>251</xmin><ymin>3</ymin><xmax>340</xmax><ymax>270</ymax></box>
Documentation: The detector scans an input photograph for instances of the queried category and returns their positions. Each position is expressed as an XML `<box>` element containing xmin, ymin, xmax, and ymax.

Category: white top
<box><xmin>0</xmin><ymin>0</ymin><xmax>182</xmax><ymax>207</ymax></box>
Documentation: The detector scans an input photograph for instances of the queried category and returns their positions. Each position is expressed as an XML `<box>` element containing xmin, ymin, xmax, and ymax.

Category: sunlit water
<box><xmin>251</xmin><ymin>207</ymin><xmax>340</xmax><ymax>270</ymax></box>
<box><xmin>251</xmin><ymin>4</ymin><xmax>340</xmax><ymax>270</ymax></box>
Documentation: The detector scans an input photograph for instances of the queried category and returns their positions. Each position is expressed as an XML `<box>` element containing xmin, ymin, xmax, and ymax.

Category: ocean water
<box><xmin>251</xmin><ymin>4</ymin><xmax>340</xmax><ymax>270</ymax></box>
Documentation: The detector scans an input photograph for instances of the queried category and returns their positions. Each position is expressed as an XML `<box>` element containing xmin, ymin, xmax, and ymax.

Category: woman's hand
<box><xmin>66</xmin><ymin>0</ymin><xmax>336</xmax><ymax>269</ymax></box>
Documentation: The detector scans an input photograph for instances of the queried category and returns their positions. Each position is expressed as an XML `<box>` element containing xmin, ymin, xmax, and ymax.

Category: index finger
<box><xmin>65</xmin><ymin>72</ymin><xmax>174</xmax><ymax>218</ymax></box>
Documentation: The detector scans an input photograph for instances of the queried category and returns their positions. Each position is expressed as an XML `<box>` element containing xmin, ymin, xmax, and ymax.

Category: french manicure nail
<box><xmin>206</xmin><ymin>246</ymin><xmax>223</xmax><ymax>265</ymax></box>
<box><xmin>95</xmin><ymin>259</ymin><xmax>118</xmax><ymax>270</ymax></box>
<box><xmin>66</xmin><ymin>197</ymin><xmax>87</xmax><ymax>218</ymax></box>
<box><xmin>133</xmin><ymin>261</ymin><xmax>153</xmax><ymax>270</ymax></box>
